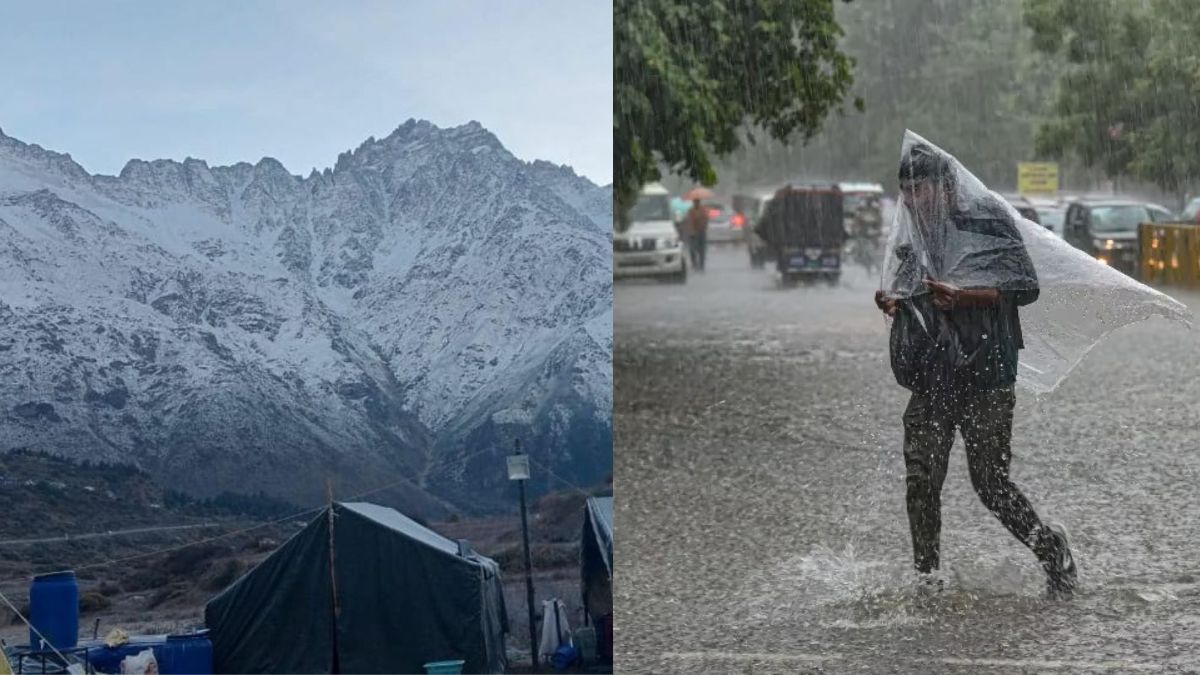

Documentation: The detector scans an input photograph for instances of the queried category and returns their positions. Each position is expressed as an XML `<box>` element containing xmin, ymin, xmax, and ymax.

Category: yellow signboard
<box><xmin>1018</xmin><ymin>162</ymin><xmax>1059</xmax><ymax>195</ymax></box>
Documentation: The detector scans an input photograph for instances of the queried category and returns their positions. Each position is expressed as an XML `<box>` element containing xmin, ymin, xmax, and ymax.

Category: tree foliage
<box><xmin>711</xmin><ymin>0</ymin><xmax>1068</xmax><ymax>192</ymax></box>
<box><xmin>1025</xmin><ymin>0</ymin><xmax>1200</xmax><ymax>199</ymax></box>
<box><xmin>614</xmin><ymin>0</ymin><xmax>860</xmax><ymax>217</ymax></box>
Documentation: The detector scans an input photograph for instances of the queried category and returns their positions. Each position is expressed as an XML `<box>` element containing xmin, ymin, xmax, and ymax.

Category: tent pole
<box><xmin>582</xmin><ymin>516</ymin><xmax>590</xmax><ymax>627</ymax></box>
<box><xmin>328</xmin><ymin>481</ymin><xmax>341</xmax><ymax>674</ymax></box>
<box><xmin>518</xmin><ymin>453</ymin><xmax>538</xmax><ymax>672</ymax></box>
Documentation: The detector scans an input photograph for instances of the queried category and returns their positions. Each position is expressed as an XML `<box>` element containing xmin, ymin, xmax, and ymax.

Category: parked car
<box><xmin>1149</xmin><ymin>203</ymin><xmax>1175</xmax><ymax>222</ymax></box>
<box><xmin>614</xmin><ymin>183</ymin><xmax>686</xmax><ymax>283</ymax></box>
<box><xmin>733</xmin><ymin>191</ymin><xmax>777</xmax><ymax>267</ymax></box>
<box><xmin>1062</xmin><ymin>199</ymin><xmax>1170</xmax><ymax>275</ymax></box>
<box><xmin>1000</xmin><ymin>193</ymin><xmax>1042</xmax><ymax>225</ymax></box>
<box><xmin>702</xmin><ymin>201</ymin><xmax>742</xmax><ymax>245</ymax></box>
<box><xmin>1179</xmin><ymin>197</ymin><xmax>1200</xmax><ymax>223</ymax></box>
<box><xmin>1020</xmin><ymin>195</ymin><xmax>1068</xmax><ymax>236</ymax></box>
<box><xmin>1035</xmin><ymin>205</ymin><xmax>1067</xmax><ymax>237</ymax></box>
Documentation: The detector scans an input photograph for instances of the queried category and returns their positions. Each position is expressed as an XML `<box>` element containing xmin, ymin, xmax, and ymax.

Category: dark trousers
<box><xmin>689</xmin><ymin>231</ymin><xmax>707</xmax><ymax>270</ymax></box>
<box><xmin>903</xmin><ymin>385</ymin><xmax>1050</xmax><ymax>573</ymax></box>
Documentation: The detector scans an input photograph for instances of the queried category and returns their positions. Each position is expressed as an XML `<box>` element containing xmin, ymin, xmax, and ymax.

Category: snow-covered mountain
<box><xmin>525</xmin><ymin>160</ymin><xmax>614</xmax><ymax>235</ymax></box>
<box><xmin>0</xmin><ymin>120</ymin><xmax>612</xmax><ymax>515</ymax></box>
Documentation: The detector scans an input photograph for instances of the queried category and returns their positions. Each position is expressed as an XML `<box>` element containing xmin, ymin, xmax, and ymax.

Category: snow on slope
<box><xmin>0</xmin><ymin>120</ymin><xmax>612</xmax><ymax>513</ymax></box>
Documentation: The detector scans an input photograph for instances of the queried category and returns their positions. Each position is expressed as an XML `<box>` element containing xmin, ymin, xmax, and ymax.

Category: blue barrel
<box><xmin>156</xmin><ymin>631</ymin><xmax>213</xmax><ymax>674</ymax></box>
<box><xmin>29</xmin><ymin>571</ymin><xmax>79</xmax><ymax>651</ymax></box>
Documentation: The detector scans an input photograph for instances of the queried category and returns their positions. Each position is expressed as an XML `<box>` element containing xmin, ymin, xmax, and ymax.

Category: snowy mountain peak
<box><xmin>0</xmin><ymin>122</ymin><xmax>613</xmax><ymax>514</ymax></box>
<box><xmin>524</xmin><ymin>159</ymin><xmax>612</xmax><ymax>234</ymax></box>
<box><xmin>251</xmin><ymin>157</ymin><xmax>296</xmax><ymax>184</ymax></box>
<box><xmin>386</xmin><ymin>118</ymin><xmax>436</xmax><ymax>138</ymax></box>
<box><xmin>0</xmin><ymin>132</ymin><xmax>91</xmax><ymax>184</ymax></box>
<box><xmin>253</xmin><ymin>156</ymin><xmax>286</xmax><ymax>171</ymax></box>
<box><xmin>328</xmin><ymin>121</ymin><xmax>519</xmax><ymax>183</ymax></box>
<box><xmin>117</xmin><ymin>158</ymin><xmax>155</xmax><ymax>179</ymax></box>
<box><xmin>529</xmin><ymin>158</ymin><xmax>581</xmax><ymax>176</ymax></box>
<box><xmin>445</xmin><ymin>120</ymin><xmax>504</xmax><ymax>149</ymax></box>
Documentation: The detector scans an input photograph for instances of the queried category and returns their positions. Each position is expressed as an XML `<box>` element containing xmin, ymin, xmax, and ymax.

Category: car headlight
<box><xmin>659</xmin><ymin>236</ymin><xmax>680</xmax><ymax>249</ymax></box>
<box><xmin>1094</xmin><ymin>238</ymin><xmax>1131</xmax><ymax>250</ymax></box>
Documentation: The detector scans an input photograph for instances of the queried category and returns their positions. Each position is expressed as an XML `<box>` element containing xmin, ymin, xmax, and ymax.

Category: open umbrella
<box><xmin>682</xmin><ymin>187</ymin><xmax>714</xmax><ymax>202</ymax></box>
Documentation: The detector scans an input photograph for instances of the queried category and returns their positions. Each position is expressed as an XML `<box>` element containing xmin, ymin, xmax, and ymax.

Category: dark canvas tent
<box><xmin>205</xmin><ymin>502</ymin><xmax>508</xmax><ymax>674</ymax></box>
<box><xmin>580</xmin><ymin>494</ymin><xmax>614</xmax><ymax>619</ymax></box>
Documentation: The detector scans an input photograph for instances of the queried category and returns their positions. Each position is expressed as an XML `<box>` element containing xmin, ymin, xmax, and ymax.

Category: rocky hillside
<box><xmin>0</xmin><ymin>120</ymin><xmax>612</xmax><ymax>514</ymax></box>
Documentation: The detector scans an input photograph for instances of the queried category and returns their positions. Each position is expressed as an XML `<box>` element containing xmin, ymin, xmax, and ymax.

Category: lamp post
<box><xmin>507</xmin><ymin>439</ymin><xmax>538</xmax><ymax>672</ymax></box>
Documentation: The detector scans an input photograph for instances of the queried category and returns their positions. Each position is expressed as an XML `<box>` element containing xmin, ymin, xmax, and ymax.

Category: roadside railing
<box><xmin>1139</xmin><ymin>222</ymin><xmax>1200</xmax><ymax>286</ymax></box>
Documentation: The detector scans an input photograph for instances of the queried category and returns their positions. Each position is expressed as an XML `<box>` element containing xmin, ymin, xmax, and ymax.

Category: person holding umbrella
<box><xmin>682</xmin><ymin>187</ymin><xmax>713</xmax><ymax>271</ymax></box>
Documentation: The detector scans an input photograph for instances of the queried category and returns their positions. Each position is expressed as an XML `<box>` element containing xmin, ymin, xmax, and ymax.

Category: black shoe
<box><xmin>915</xmin><ymin>571</ymin><xmax>945</xmax><ymax>595</ymax></box>
<box><xmin>1042</xmin><ymin>523</ymin><xmax>1077</xmax><ymax>598</ymax></box>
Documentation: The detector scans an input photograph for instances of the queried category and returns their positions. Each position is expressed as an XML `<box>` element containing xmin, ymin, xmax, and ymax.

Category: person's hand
<box><xmin>924</xmin><ymin>279</ymin><xmax>1000</xmax><ymax>309</ymax></box>
<box><xmin>875</xmin><ymin>289</ymin><xmax>899</xmax><ymax>317</ymax></box>
<box><xmin>924</xmin><ymin>279</ymin><xmax>961</xmax><ymax>309</ymax></box>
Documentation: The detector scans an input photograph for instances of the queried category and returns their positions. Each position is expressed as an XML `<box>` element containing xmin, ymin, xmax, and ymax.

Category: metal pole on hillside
<box><xmin>508</xmin><ymin>438</ymin><xmax>538</xmax><ymax>672</ymax></box>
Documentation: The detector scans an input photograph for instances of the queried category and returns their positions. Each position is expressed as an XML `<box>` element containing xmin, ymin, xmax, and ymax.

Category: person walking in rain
<box><xmin>684</xmin><ymin>198</ymin><xmax>709</xmax><ymax>271</ymax></box>
<box><xmin>874</xmin><ymin>142</ymin><xmax>1077</xmax><ymax>597</ymax></box>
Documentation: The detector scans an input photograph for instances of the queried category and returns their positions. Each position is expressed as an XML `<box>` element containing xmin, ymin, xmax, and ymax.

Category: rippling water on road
<box><xmin>616</xmin><ymin>246</ymin><xmax>1200</xmax><ymax>673</ymax></box>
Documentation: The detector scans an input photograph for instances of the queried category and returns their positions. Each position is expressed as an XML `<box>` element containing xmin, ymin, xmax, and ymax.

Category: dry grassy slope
<box><xmin>432</xmin><ymin>482</ymin><xmax>612</xmax><ymax>573</ymax></box>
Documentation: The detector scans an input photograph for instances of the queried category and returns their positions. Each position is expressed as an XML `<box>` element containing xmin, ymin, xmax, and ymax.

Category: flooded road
<box><xmin>614</xmin><ymin>245</ymin><xmax>1200</xmax><ymax>673</ymax></box>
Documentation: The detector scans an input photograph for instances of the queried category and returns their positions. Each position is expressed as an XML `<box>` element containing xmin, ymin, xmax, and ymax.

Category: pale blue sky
<box><xmin>0</xmin><ymin>1</ymin><xmax>612</xmax><ymax>184</ymax></box>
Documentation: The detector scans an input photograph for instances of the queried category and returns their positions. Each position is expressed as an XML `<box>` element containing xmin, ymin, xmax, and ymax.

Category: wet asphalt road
<box><xmin>614</xmin><ymin>245</ymin><xmax>1200</xmax><ymax>673</ymax></box>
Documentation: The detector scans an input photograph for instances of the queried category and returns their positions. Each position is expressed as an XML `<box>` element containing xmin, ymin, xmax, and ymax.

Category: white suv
<box><xmin>1181</xmin><ymin>197</ymin><xmax>1200</xmax><ymax>224</ymax></box>
<box><xmin>614</xmin><ymin>183</ymin><xmax>686</xmax><ymax>283</ymax></box>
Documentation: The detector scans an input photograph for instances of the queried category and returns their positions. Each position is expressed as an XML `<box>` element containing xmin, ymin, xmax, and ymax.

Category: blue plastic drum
<box><xmin>157</xmin><ymin>631</ymin><xmax>214</xmax><ymax>674</ymax></box>
<box><xmin>29</xmin><ymin>571</ymin><xmax>79</xmax><ymax>651</ymax></box>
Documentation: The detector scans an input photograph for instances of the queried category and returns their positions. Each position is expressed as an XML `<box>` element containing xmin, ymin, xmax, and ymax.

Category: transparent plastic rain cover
<box><xmin>881</xmin><ymin>130</ymin><xmax>1192</xmax><ymax>394</ymax></box>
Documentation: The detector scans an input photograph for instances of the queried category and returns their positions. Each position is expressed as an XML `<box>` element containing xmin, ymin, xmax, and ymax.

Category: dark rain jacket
<box><xmin>888</xmin><ymin>205</ymin><xmax>1038</xmax><ymax>394</ymax></box>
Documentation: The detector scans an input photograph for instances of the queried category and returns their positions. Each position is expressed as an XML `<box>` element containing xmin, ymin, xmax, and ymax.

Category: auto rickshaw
<box><xmin>838</xmin><ymin>182</ymin><xmax>885</xmax><ymax>273</ymax></box>
<box><xmin>755</xmin><ymin>184</ymin><xmax>845</xmax><ymax>286</ymax></box>
<box><xmin>838</xmin><ymin>182</ymin><xmax>884</xmax><ymax>238</ymax></box>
